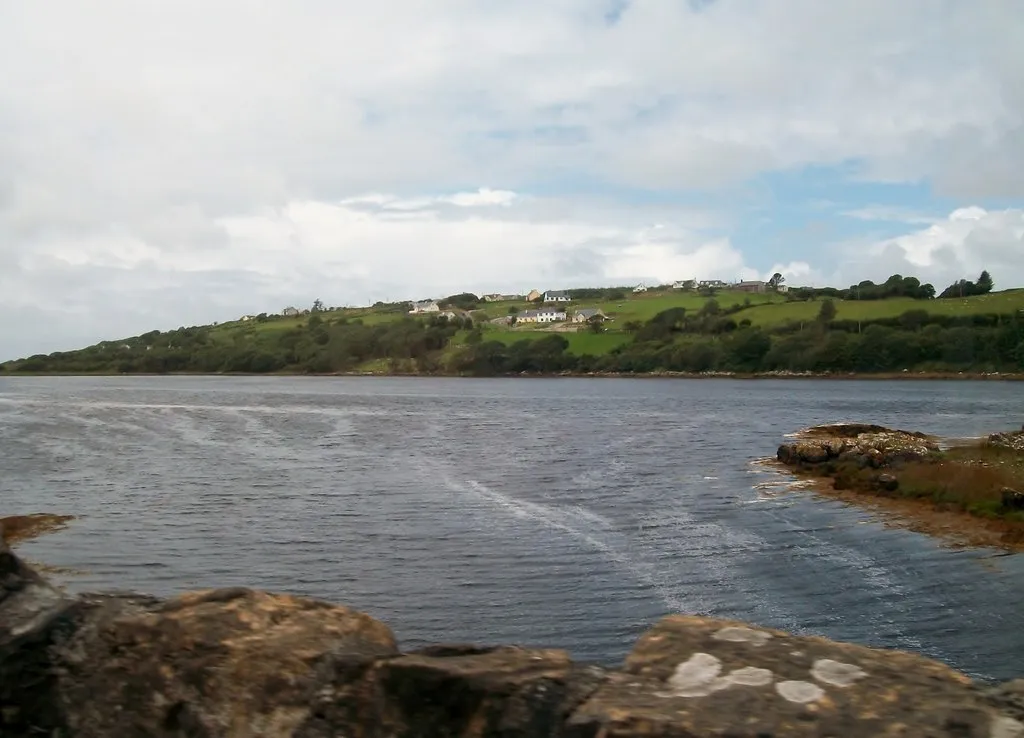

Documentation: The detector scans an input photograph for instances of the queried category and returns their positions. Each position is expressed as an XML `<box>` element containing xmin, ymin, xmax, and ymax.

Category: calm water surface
<box><xmin>2</xmin><ymin>376</ymin><xmax>1022</xmax><ymax>680</ymax></box>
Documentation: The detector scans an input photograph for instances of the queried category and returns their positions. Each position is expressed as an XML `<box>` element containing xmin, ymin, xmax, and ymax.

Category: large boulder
<box><xmin>568</xmin><ymin>615</ymin><xmax>1023</xmax><ymax>737</ymax></box>
<box><xmin>56</xmin><ymin>587</ymin><xmax>399</xmax><ymax>737</ymax></box>
<box><xmin>0</xmin><ymin>531</ymin><xmax>80</xmax><ymax>735</ymax></box>
<box><xmin>299</xmin><ymin>644</ymin><xmax>606</xmax><ymax>737</ymax></box>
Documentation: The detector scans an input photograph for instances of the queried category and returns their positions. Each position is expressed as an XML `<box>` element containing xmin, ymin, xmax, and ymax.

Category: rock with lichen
<box><xmin>569</xmin><ymin>615</ymin><xmax>1022</xmax><ymax>737</ymax></box>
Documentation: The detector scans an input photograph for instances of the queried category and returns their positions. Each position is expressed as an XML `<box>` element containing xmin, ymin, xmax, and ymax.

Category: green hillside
<box><xmin>735</xmin><ymin>289</ymin><xmax>1024</xmax><ymax>327</ymax></box>
<box><xmin>3</xmin><ymin>283</ymin><xmax>1024</xmax><ymax>377</ymax></box>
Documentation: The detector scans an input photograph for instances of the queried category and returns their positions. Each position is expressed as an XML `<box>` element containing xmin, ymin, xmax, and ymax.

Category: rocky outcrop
<box><xmin>0</xmin><ymin>513</ymin><xmax>76</xmax><ymax>544</ymax></box>
<box><xmin>988</xmin><ymin>428</ymin><xmax>1024</xmax><ymax>453</ymax></box>
<box><xmin>776</xmin><ymin>424</ymin><xmax>939</xmax><ymax>469</ymax></box>
<box><xmin>1</xmin><ymin>536</ymin><xmax>1022</xmax><ymax>737</ymax></box>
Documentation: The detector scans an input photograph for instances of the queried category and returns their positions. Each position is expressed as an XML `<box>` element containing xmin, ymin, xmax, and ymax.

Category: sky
<box><xmin>1</xmin><ymin>1</ymin><xmax>1023</xmax><ymax>360</ymax></box>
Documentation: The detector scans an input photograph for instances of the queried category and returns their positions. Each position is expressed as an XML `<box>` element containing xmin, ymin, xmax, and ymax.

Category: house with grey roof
<box><xmin>573</xmin><ymin>308</ymin><xmax>607</xmax><ymax>324</ymax></box>
<box><xmin>543</xmin><ymin>290</ymin><xmax>571</xmax><ymax>302</ymax></box>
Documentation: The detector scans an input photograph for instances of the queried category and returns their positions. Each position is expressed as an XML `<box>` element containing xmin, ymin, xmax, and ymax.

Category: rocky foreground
<box><xmin>2</xmin><ymin>533</ymin><xmax>1024</xmax><ymax>737</ymax></box>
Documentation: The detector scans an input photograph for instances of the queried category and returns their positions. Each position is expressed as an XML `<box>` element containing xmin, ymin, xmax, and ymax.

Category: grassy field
<box><xmin>590</xmin><ymin>290</ymin><xmax>786</xmax><ymax>323</ymax></box>
<box><xmin>735</xmin><ymin>289</ymin><xmax>1024</xmax><ymax>327</ymax></box>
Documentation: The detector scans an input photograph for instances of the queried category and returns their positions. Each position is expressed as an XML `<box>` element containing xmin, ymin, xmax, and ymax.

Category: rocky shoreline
<box><xmin>2</xmin><ymin>530</ymin><xmax>1024</xmax><ymax>737</ymax></box>
<box><xmin>776</xmin><ymin>424</ymin><xmax>1024</xmax><ymax>551</ymax></box>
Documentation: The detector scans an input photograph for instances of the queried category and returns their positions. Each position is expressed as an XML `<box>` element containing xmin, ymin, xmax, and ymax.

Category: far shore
<box><xmin>4</xmin><ymin>370</ymin><xmax>1024</xmax><ymax>381</ymax></box>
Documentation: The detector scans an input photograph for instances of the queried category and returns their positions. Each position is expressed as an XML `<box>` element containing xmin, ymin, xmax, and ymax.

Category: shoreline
<box><xmin>4</xmin><ymin>370</ymin><xmax>1024</xmax><ymax>381</ymax></box>
<box><xmin>766</xmin><ymin>459</ymin><xmax>1024</xmax><ymax>554</ymax></box>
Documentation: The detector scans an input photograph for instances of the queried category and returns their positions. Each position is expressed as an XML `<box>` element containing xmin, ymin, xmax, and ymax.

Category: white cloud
<box><xmin>842</xmin><ymin>206</ymin><xmax>938</xmax><ymax>226</ymax></box>
<box><xmin>842</xmin><ymin>207</ymin><xmax>1024</xmax><ymax>289</ymax></box>
<box><xmin>0</xmin><ymin>190</ymin><xmax>742</xmax><ymax>358</ymax></box>
<box><xmin>1</xmin><ymin>1</ymin><xmax>1023</xmax><ymax>358</ymax></box>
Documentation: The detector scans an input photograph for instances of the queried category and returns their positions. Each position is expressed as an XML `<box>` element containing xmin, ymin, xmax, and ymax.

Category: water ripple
<box><xmin>2</xmin><ymin>375</ymin><xmax>1023</xmax><ymax>679</ymax></box>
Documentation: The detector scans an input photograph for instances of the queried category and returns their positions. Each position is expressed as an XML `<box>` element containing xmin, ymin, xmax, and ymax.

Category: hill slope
<box><xmin>3</xmin><ymin>287</ymin><xmax>1024</xmax><ymax>376</ymax></box>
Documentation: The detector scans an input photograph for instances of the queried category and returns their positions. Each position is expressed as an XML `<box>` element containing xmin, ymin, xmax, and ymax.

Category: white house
<box><xmin>282</xmin><ymin>307</ymin><xmax>300</xmax><ymax>317</ymax></box>
<box><xmin>777</xmin><ymin>284</ymin><xmax>790</xmax><ymax>293</ymax></box>
<box><xmin>673</xmin><ymin>280</ymin><xmax>696</xmax><ymax>290</ymax></box>
<box><xmin>543</xmin><ymin>290</ymin><xmax>571</xmax><ymax>303</ymax></box>
<box><xmin>517</xmin><ymin>308</ymin><xmax>566</xmax><ymax>324</ymax></box>
<box><xmin>239</xmin><ymin>315</ymin><xmax>256</xmax><ymax>322</ymax></box>
<box><xmin>633</xmin><ymin>284</ymin><xmax>648</xmax><ymax>293</ymax></box>
<box><xmin>409</xmin><ymin>300</ymin><xmax>441</xmax><ymax>314</ymax></box>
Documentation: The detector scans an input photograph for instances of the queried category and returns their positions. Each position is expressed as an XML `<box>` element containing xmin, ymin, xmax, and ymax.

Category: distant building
<box><xmin>517</xmin><ymin>308</ymin><xmax>566</xmax><ymax>324</ymax></box>
<box><xmin>409</xmin><ymin>300</ymin><xmax>441</xmax><ymax>314</ymax></box>
<box><xmin>543</xmin><ymin>290</ymin><xmax>571</xmax><ymax>303</ymax></box>
<box><xmin>734</xmin><ymin>281</ymin><xmax>768</xmax><ymax>293</ymax></box>
<box><xmin>483</xmin><ymin>293</ymin><xmax>524</xmax><ymax>302</ymax></box>
<box><xmin>282</xmin><ymin>307</ymin><xmax>300</xmax><ymax>317</ymax></box>
<box><xmin>573</xmin><ymin>308</ymin><xmax>607</xmax><ymax>323</ymax></box>
<box><xmin>239</xmin><ymin>315</ymin><xmax>256</xmax><ymax>322</ymax></box>
<box><xmin>698</xmin><ymin>280</ymin><xmax>728</xmax><ymax>291</ymax></box>
<box><xmin>633</xmin><ymin>284</ymin><xmax>648</xmax><ymax>293</ymax></box>
<box><xmin>776</xmin><ymin>284</ymin><xmax>790</xmax><ymax>293</ymax></box>
<box><xmin>526</xmin><ymin>289</ymin><xmax>543</xmax><ymax>301</ymax></box>
<box><xmin>673</xmin><ymin>280</ymin><xmax>696</xmax><ymax>290</ymax></box>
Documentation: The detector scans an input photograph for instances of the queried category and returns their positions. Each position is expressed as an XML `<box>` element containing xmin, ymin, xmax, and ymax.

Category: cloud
<box><xmin>840</xmin><ymin>207</ymin><xmax>1024</xmax><ymax>289</ymax></box>
<box><xmin>0</xmin><ymin>189</ymin><xmax>746</xmax><ymax>358</ymax></box>
<box><xmin>841</xmin><ymin>206</ymin><xmax>938</xmax><ymax>226</ymax></box>
<box><xmin>1</xmin><ymin>1</ymin><xmax>1022</xmax><ymax>358</ymax></box>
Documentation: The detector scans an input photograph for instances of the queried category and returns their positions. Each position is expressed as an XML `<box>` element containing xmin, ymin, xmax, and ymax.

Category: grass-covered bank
<box><xmin>776</xmin><ymin>425</ymin><xmax>1024</xmax><ymax>551</ymax></box>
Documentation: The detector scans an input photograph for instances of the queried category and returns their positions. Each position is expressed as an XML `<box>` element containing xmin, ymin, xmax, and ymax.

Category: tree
<box><xmin>508</xmin><ymin>306</ymin><xmax>519</xmax><ymax>314</ymax></box>
<box><xmin>699</xmin><ymin>299</ymin><xmax>720</xmax><ymax>317</ymax></box>
<box><xmin>977</xmin><ymin>270</ymin><xmax>994</xmax><ymax>294</ymax></box>
<box><xmin>440</xmin><ymin>293</ymin><xmax>480</xmax><ymax>310</ymax></box>
<box><xmin>768</xmin><ymin>272</ymin><xmax>785</xmax><ymax>290</ymax></box>
<box><xmin>817</xmin><ymin>299</ymin><xmax>837</xmax><ymax>323</ymax></box>
<box><xmin>312</xmin><ymin>299</ymin><xmax>324</xmax><ymax>312</ymax></box>
<box><xmin>588</xmin><ymin>315</ymin><xmax>605</xmax><ymax>334</ymax></box>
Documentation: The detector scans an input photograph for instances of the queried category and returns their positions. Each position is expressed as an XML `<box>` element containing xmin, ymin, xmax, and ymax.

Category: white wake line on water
<box><xmin>436</xmin><ymin>473</ymin><xmax>692</xmax><ymax>613</ymax></box>
<box><xmin>435</xmin><ymin>469</ymin><xmax>787</xmax><ymax>624</ymax></box>
<box><xmin>746</xmin><ymin>470</ymin><xmax>927</xmax><ymax>651</ymax></box>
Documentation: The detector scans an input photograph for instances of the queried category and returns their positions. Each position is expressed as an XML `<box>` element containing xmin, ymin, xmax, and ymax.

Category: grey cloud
<box><xmin>2</xmin><ymin>1</ymin><xmax>1023</xmax><ymax>358</ymax></box>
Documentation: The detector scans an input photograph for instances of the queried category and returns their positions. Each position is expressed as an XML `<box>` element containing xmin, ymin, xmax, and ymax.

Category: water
<box><xmin>1</xmin><ymin>376</ymin><xmax>1022</xmax><ymax>681</ymax></box>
